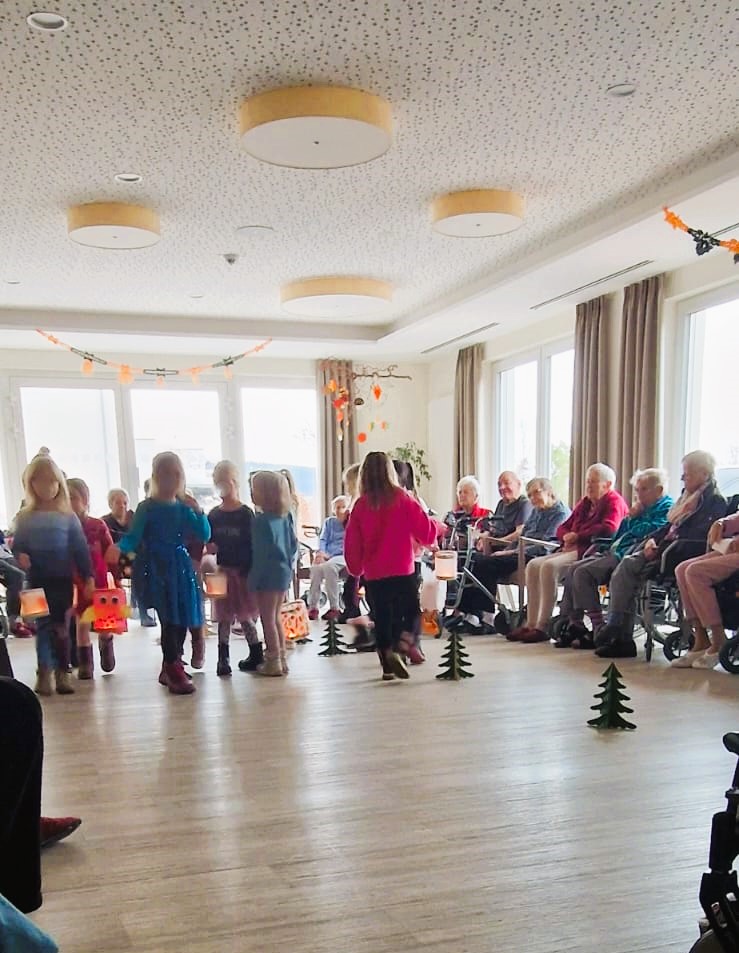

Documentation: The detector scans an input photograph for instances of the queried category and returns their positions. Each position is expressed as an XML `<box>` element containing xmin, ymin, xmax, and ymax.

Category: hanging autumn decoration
<box><xmin>371</xmin><ymin>383</ymin><xmax>382</xmax><ymax>401</ymax></box>
<box><xmin>663</xmin><ymin>208</ymin><xmax>739</xmax><ymax>263</ymax></box>
<box><xmin>320</xmin><ymin>361</ymin><xmax>413</xmax><ymax>444</ymax></box>
<box><xmin>357</xmin><ymin>432</ymin><xmax>367</xmax><ymax>443</ymax></box>
<box><xmin>35</xmin><ymin>330</ymin><xmax>271</xmax><ymax>382</ymax></box>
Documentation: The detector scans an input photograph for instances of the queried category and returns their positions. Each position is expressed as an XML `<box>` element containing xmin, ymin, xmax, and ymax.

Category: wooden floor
<box><xmin>10</xmin><ymin>623</ymin><xmax>739</xmax><ymax>953</ymax></box>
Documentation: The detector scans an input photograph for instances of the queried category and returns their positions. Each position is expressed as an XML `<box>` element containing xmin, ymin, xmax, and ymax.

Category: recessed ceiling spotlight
<box><xmin>188</xmin><ymin>293</ymin><xmax>205</xmax><ymax>299</ymax></box>
<box><xmin>235</xmin><ymin>224</ymin><xmax>275</xmax><ymax>237</ymax></box>
<box><xmin>606</xmin><ymin>82</ymin><xmax>637</xmax><ymax>98</ymax></box>
<box><xmin>26</xmin><ymin>11</ymin><xmax>68</xmax><ymax>32</ymax></box>
<box><xmin>5</xmin><ymin>279</ymin><xmax>21</xmax><ymax>285</ymax></box>
<box><xmin>114</xmin><ymin>172</ymin><xmax>142</xmax><ymax>184</ymax></box>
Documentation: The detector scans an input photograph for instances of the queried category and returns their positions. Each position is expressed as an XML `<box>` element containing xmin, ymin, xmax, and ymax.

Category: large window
<box><xmin>241</xmin><ymin>384</ymin><xmax>319</xmax><ymax>531</ymax></box>
<box><xmin>129</xmin><ymin>388</ymin><xmax>222</xmax><ymax>511</ymax></box>
<box><xmin>494</xmin><ymin>344</ymin><xmax>574</xmax><ymax>500</ymax></box>
<box><xmin>684</xmin><ymin>297</ymin><xmax>739</xmax><ymax>497</ymax></box>
<box><xmin>19</xmin><ymin>386</ymin><xmax>120</xmax><ymax>516</ymax></box>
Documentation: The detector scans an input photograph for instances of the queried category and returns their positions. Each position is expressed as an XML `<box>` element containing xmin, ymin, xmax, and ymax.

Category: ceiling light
<box><xmin>67</xmin><ymin>202</ymin><xmax>160</xmax><ymax>249</ymax></box>
<box><xmin>188</xmin><ymin>293</ymin><xmax>205</xmax><ymax>299</ymax></box>
<box><xmin>431</xmin><ymin>189</ymin><xmax>525</xmax><ymax>237</ymax></box>
<box><xmin>5</xmin><ymin>279</ymin><xmax>21</xmax><ymax>285</ymax></box>
<box><xmin>240</xmin><ymin>85</ymin><xmax>392</xmax><ymax>169</ymax></box>
<box><xmin>26</xmin><ymin>11</ymin><xmax>68</xmax><ymax>32</ymax></box>
<box><xmin>235</xmin><ymin>224</ymin><xmax>275</xmax><ymax>238</ymax></box>
<box><xmin>281</xmin><ymin>276</ymin><xmax>393</xmax><ymax>316</ymax></box>
<box><xmin>606</xmin><ymin>83</ymin><xmax>637</xmax><ymax>98</ymax></box>
<box><xmin>114</xmin><ymin>172</ymin><xmax>142</xmax><ymax>184</ymax></box>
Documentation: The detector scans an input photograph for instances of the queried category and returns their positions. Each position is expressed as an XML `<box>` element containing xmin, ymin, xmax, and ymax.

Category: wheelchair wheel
<box><xmin>688</xmin><ymin>929</ymin><xmax>725</xmax><ymax>952</ymax></box>
<box><xmin>0</xmin><ymin>608</ymin><xmax>8</xmax><ymax>641</ymax></box>
<box><xmin>719</xmin><ymin>638</ymin><xmax>739</xmax><ymax>675</ymax></box>
<box><xmin>662</xmin><ymin>630</ymin><xmax>694</xmax><ymax>662</ymax></box>
<box><xmin>550</xmin><ymin>614</ymin><xmax>570</xmax><ymax>645</ymax></box>
<box><xmin>494</xmin><ymin>607</ymin><xmax>511</xmax><ymax>635</ymax></box>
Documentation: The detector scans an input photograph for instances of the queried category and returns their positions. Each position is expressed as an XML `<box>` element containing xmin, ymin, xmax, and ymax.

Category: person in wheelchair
<box><xmin>671</xmin><ymin>510</ymin><xmax>739</xmax><ymax>670</ymax></box>
<box><xmin>0</xmin><ymin>529</ymin><xmax>32</xmax><ymax>638</ymax></box>
<box><xmin>440</xmin><ymin>475</ymin><xmax>491</xmax><ymax>550</ymax></box>
<box><xmin>554</xmin><ymin>467</ymin><xmax>672</xmax><ymax>650</ymax></box>
<box><xmin>595</xmin><ymin>450</ymin><xmax>727</xmax><ymax>658</ymax></box>
<box><xmin>448</xmin><ymin>477</ymin><xmax>568</xmax><ymax>634</ymax></box>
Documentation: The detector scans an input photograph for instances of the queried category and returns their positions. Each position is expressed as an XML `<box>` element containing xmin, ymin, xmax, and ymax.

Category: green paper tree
<box><xmin>436</xmin><ymin>630</ymin><xmax>474</xmax><ymax>680</ymax></box>
<box><xmin>318</xmin><ymin>618</ymin><xmax>349</xmax><ymax>657</ymax></box>
<box><xmin>588</xmin><ymin>663</ymin><xmax>636</xmax><ymax>730</ymax></box>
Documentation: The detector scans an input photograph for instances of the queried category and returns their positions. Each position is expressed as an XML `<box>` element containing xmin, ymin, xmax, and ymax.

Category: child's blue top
<box><xmin>248</xmin><ymin>512</ymin><xmax>298</xmax><ymax>592</ymax></box>
<box><xmin>120</xmin><ymin>498</ymin><xmax>210</xmax><ymax>627</ymax></box>
<box><xmin>318</xmin><ymin>516</ymin><xmax>346</xmax><ymax>559</ymax></box>
<box><xmin>12</xmin><ymin>509</ymin><xmax>92</xmax><ymax>581</ymax></box>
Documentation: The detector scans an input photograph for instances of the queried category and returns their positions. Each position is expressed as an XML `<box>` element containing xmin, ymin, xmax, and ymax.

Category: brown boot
<box><xmin>190</xmin><ymin>629</ymin><xmax>205</xmax><ymax>669</ymax></box>
<box><xmin>34</xmin><ymin>666</ymin><xmax>53</xmax><ymax>696</ymax></box>
<box><xmin>54</xmin><ymin>669</ymin><xmax>75</xmax><ymax>695</ymax></box>
<box><xmin>77</xmin><ymin>645</ymin><xmax>94</xmax><ymax>679</ymax></box>
<box><xmin>164</xmin><ymin>661</ymin><xmax>195</xmax><ymax>695</ymax></box>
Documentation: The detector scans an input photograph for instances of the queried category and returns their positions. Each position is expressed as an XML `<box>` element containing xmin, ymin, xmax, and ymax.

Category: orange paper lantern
<box><xmin>81</xmin><ymin>357</ymin><xmax>94</xmax><ymax>376</ymax></box>
<box><xmin>79</xmin><ymin>587</ymin><xmax>131</xmax><ymax>634</ymax></box>
<box><xmin>203</xmin><ymin>572</ymin><xmax>228</xmax><ymax>598</ymax></box>
<box><xmin>20</xmin><ymin>588</ymin><xmax>50</xmax><ymax>620</ymax></box>
<box><xmin>280</xmin><ymin>600</ymin><xmax>310</xmax><ymax>640</ymax></box>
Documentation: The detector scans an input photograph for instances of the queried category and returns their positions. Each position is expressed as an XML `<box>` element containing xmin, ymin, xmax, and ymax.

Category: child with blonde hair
<box><xmin>119</xmin><ymin>452</ymin><xmax>210</xmax><ymax>695</ymax></box>
<box><xmin>248</xmin><ymin>470</ymin><xmax>297</xmax><ymax>676</ymax></box>
<box><xmin>12</xmin><ymin>455</ymin><xmax>94</xmax><ymax>695</ymax></box>
<box><xmin>345</xmin><ymin>452</ymin><xmax>439</xmax><ymax>681</ymax></box>
<box><xmin>206</xmin><ymin>460</ymin><xmax>261</xmax><ymax>675</ymax></box>
<box><xmin>67</xmin><ymin>478</ymin><xmax>119</xmax><ymax>678</ymax></box>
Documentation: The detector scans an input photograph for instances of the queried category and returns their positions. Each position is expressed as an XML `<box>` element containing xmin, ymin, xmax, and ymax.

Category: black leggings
<box><xmin>0</xmin><ymin>677</ymin><xmax>43</xmax><ymax>913</ymax></box>
<box><xmin>161</xmin><ymin>622</ymin><xmax>187</xmax><ymax>663</ymax></box>
<box><xmin>457</xmin><ymin>552</ymin><xmax>519</xmax><ymax>613</ymax></box>
<box><xmin>365</xmin><ymin>575</ymin><xmax>420</xmax><ymax>653</ymax></box>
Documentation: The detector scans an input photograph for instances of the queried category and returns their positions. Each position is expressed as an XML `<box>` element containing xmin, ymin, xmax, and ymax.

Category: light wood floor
<box><xmin>9</xmin><ymin>624</ymin><xmax>739</xmax><ymax>953</ymax></box>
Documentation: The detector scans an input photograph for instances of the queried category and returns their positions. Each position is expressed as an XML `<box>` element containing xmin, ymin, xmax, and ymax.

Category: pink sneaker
<box><xmin>308</xmin><ymin>608</ymin><xmax>319</xmax><ymax>621</ymax></box>
<box><xmin>408</xmin><ymin>644</ymin><xmax>426</xmax><ymax>665</ymax></box>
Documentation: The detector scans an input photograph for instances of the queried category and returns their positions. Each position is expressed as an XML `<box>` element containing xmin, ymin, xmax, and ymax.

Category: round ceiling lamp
<box><xmin>281</xmin><ymin>276</ymin><xmax>393</xmax><ymax>317</ymax></box>
<box><xmin>240</xmin><ymin>85</ymin><xmax>392</xmax><ymax>169</ymax></box>
<box><xmin>67</xmin><ymin>202</ymin><xmax>160</xmax><ymax>249</ymax></box>
<box><xmin>431</xmin><ymin>189</ymin><xmax>525</xmax><ymax>237</ymax></box>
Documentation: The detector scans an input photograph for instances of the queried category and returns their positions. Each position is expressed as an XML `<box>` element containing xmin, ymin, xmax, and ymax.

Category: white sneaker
<box><xmin>670</xmin><ymin>650</ymin><xmax>706</xmax><ymax>668</ymax></box>
<box><xmin>692</xmin><ymin>651</ymin><xmax>720</xmax><ymax>670</ymax></box>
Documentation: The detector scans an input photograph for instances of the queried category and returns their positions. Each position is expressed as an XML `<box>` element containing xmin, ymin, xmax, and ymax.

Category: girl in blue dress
<box><xmin>249</xmin><ymin>470</ymin><xmax>298</xmax><ymax>677</ymax></box>
<box><xmin>120</xmin><ymin>452</ymin><xmax>210</xmax><ymax>695</ymax></box>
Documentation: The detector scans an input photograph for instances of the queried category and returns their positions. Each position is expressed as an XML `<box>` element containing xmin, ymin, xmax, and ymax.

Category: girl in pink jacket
<box><xmin>344</xmin><ymin>452</ymin><xmax>439</xmax><ymax>681</ymax></box>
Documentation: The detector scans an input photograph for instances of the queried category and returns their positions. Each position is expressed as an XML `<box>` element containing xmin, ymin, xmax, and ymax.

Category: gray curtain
<box><xmin>317</xmin><ymin>359</ymin><xmax>356</xmax><ymax>516</ymax></box>
<box><xmin>615</xmin><ymin>275</ymin><xmax>662</xmax><ymax>487</ymax></box>
<box><xmin>569</xmin><ymin>295</ymin><xmax>610</xmax><ymax>507</ymax></box>
<box><xmin>453</xmin><ymin>344</ymin><xmax>483</xmax><ymax>487</ymax></box>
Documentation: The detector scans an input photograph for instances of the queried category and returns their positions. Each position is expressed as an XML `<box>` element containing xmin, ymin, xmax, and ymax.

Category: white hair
<box><xmin>456</xmin><ymin>475</ymin><xmax>481</xmax><ymax>498</ymax></box>
<box><xmin>682</xmin><ymin>450</ymin><xmax>716</xmax><ymax>478</ymax></box>
<box><xmin>586</xmin><ymin>462</ymin><xmax>616</xmax><ymax>485</ymax></box>
<box><xmin>331</xmin><ymin>494</ymin><xmax>350</xmax><ymax>511</ymax></box>
<box><xmin>630</xmin><ymin>468</ymin><xmax>668</xmax><ymax>492</ymax></box>
<box><xmin>107</xmin><ymin>487</ymin><xmax>129</xmax><ymax>508</ymax></box>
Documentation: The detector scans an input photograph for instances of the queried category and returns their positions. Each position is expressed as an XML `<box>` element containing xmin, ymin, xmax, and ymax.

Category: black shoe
<box><xmin>594</xmin><ymin>622</ymin><xmax>626</xmax><ymax>648</ymax></box>
<box><xmin>595</xmin><ymin>639</ymin><xmax>637</xmax><ymax>659</ymax></box>
<box><xmin>443</xmin><ymin>614</ymin><xmax>466</xmax><ymax>631</ymax></box>
<box><xmin>467</xmin><ymin>622</ymin><xmax>495</xmax><ymax>635</ymax></box>
<box><xmin>351</xmin><ymin>626</ymin><xmax>376</xmax><ymax>652</ymax></box>
<box><xmin>552</xmin><ymin>619</ymin><xmax>576</xmax><ymax>648</ymax></box>
<box><xmin>238</xmin><ymin>642</ymin><xmax>264</xmax><ymax>672</ymax></box>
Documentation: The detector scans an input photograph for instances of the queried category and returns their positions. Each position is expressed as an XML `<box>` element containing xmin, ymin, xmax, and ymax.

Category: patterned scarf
<box><xmin>667</xmin><ymin>481</ymin><xmax>708</xmax><ymax>527</ymax></box>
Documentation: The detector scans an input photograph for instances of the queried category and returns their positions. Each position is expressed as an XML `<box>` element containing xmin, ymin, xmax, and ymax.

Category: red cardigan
<box><xmin>556</xmin><ymin>489</ymin><xmax>629</xmax><ymax>558</ymax></box>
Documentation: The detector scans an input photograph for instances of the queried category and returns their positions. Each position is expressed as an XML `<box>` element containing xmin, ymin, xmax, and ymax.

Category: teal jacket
<box><xmin>609</xmin><ymin>495</ymin><xmax>673</xmax><ymax>561</ymax></box>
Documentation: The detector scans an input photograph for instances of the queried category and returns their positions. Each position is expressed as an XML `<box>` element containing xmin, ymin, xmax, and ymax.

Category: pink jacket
<box><xmin>344</xmin><ymin>488</ymin><xmax>439</xmax><ymax>581</ymax></box>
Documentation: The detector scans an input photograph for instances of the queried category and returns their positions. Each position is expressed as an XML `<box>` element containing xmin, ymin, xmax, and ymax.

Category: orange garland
<box><xmin>663</xmin><ymin>207</ymin><xmax>739</xmax><ymax>261</ymax></box>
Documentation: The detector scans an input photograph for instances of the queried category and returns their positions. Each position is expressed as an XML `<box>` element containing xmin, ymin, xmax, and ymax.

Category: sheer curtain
<box><xmin>569</xmin><ymin>295</ymin><xmax>610</xmax><ymax>506</ymax></box>
<box><xmin>453</xmin><ymin>344</ymin><xmax>483</xmax><ymax>486</ymax></box>
<box><xmin>316</xmin><ymin>359</ymin><xmax>356</xmax><ymax>516</ymax></box>
<box><xmin>616</xmin><ymin>275</ymin><xmax>663</xmax><ymax>485</ymax></box>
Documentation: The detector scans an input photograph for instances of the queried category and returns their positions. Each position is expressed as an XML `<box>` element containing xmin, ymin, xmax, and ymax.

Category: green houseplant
<box><xmin>393</xmin><ymin>442</ymin><xmax>432</xmax><ymax>488</ymax></box>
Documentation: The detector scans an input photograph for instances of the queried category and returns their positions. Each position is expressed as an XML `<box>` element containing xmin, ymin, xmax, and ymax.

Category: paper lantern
<box><xmin>20</xmin><ymin>588</ymin><xmax>50</xmax><ymax>620</ymax></box>
<box><xmin>79</xmin><ymin>588</ymin><xmax>131</xmax><ymax>634</ymax></box>
<box><xmin>203</xmin><ymin>572</ymin><xmax>228</xmax><ymax>598</ymax></box>
<box><xmin>434</xmin><ymin>551</ymin><xmax>457</xmax><ymax>580</ymax></box>
<box><xmin>280</xmin><ymin>600</ymin><xmax>310</xmax><ymax>640</ymax></box>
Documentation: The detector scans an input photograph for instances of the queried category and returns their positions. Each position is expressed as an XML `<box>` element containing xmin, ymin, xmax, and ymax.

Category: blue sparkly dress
<box><xmin>120</xmin><ymin>499</ymin><xmax>211</xmax><ymax>627</ymax></box>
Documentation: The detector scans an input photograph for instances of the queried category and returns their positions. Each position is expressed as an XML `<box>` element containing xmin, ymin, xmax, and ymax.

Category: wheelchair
<box><xmin>716</xmin><ymin>572</ymin><xmax>739</xmax><ymax>674</ymax></box>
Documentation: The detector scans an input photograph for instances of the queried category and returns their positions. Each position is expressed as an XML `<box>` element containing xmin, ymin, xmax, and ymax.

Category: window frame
<box><xmin>491</xmin><ymin>337</ymin><xmax>574</xmax><ymax>503</ymax></box>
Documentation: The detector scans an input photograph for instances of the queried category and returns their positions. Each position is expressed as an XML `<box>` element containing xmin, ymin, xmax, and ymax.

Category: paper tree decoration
<box><xmin>436</xmin><ymin>629</ymin><xmax>474</xmax><ymax>680</ymax></box>
<box><xmin>318</xmin><ymin>617</ymin><xmax>349</xmax><ymax>657</ymax></box>
<box><xmin>587</xmin><ymin>663</ymin><xmax>636</xmax><ymax>730</ymax></box>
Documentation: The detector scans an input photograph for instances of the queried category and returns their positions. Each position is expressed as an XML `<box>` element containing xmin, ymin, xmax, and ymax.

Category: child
<box><xmin>67</xmin><ymin>478</ymin><xmax>119</xmax><ymax>678</ymax></box>
<box><xmin>248</xmin><ymin>470</ymin><xmax>297</xmax><ymax>677</ymax></box>
<box><xmin>308</xmin><ymin>495</ymin><xmax>349</xmax><ymax>620</ymax></box>
<box><xmin>11</xmin><ymin>454</ymin><xmax>94</xmax><ymax>696</ymax></box>
<box><xmin>206</xmin><ymin>460</ymin><xmax>261</xmax><ymax>675</ymax></box>
<box><xmin>344</xmin><ymin>452</ymin><xmax>439</xmax><ymax>681</ymax></box>
<box><xmin>119</xmin><ymin>452</ymin><xmax>210</xmax><ymax>695</ymax></box>
<box><xmin>392</xmin><ymin>459</ymin><xmax>428</xmax><ymax>663</ymax></box>
<box><xmin>339</xmin><ymin>463</ymin><xmax>361</xmax><ymax>624</ymax></box>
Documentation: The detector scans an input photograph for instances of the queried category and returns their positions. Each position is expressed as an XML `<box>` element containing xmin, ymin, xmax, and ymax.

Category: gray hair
<box><xmin>107</xmin><ymin>487</ymin><xmax>129</xmax><ymax>508</ymax></box>
<box><xmin>682</xmin><ymin>450</ymin><xmax>716</xmax><ymax>478</ymax></box>
<box><xmin>526</xmin><ymin>476</ymin><xmax>556</xmax><ymax>499</ymax></box>
<box><xmin>630</xmin><ymin>468</ymin><xmax>668</xmax><ymax>492</ymax></box>
<box><xmin>586</xmin><ymin>462</ymin><xmax>616</xmax><ymax>485</ymax></box>
<box><xmin>331</xmin><ymin>494</ymin><xmax>350</xmax><ymax>511</ymax></box>
<box><xmin>456</xmin><ymin>475</ymin><xmax>481</xmax><ymax>498</ymax></box>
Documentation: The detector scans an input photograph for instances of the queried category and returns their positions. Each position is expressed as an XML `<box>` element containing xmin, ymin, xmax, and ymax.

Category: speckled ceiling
<box><xmin>0</xmin><ymin>0</ymin><xmax>737</xmax><ymax>326</ymax></box>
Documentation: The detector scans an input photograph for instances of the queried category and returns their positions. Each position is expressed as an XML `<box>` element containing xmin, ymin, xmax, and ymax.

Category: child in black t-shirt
<box><xmin>207</xmin><ymin>461</ymin><xmax>260</xmax><ymax>675</ymax></box>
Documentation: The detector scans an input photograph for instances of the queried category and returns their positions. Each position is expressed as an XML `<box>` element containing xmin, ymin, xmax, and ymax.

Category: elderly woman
<box><xmin>441</xmin><ymin>475</ymin><xmax>491</xmax><ymax>547</ymax></box>
<box><xmin>595</xmin><ymin>450</ymin><xmax>727</xmax><ymax>658</ymax></box>
<box><xmin>670</xmin><ymin>512</ymin><xmax>739</xmax><ymax>669</ymax></box>
<box><xmin>511</xmin><ymin>463</ymin><xmax>629</xmax><ymax>643</ymax></box>
<box><xmin>450</xmin><ymin>478</ymin><xmax>569</xmax><ymax>633</ymax></box>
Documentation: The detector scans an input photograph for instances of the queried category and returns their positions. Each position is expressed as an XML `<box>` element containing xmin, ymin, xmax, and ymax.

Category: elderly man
<box><xmin>594</xmin><ymin>450</ymin><xmax>726</xmax><ymax>658</ymax></box>
<box><xmin>555</xmin><ymin>468</ymin><xmax>673</xmax><ymax>650</ymax></box>
<box><xmin>477</xmin><ymin>471</ymin><xmax>533</xmax><ymax>545</ymax></box>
